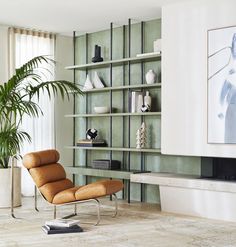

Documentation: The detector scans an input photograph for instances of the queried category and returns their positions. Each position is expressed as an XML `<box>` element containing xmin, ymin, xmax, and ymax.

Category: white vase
<box><xmin>0</xmin><ymin>167</ymin><xmax>21</xmax><ymax>208</ymax></box>
<box><xmin>83</xmin><ymin>74</ymin><xmax>93</xmax><ymax>90</ymax></box>
<box><xmin>144</xmin><ymin>91</ymin><xmax>152</xmax><ymax>110</ymax></box>
<box><xmin>145</xmin><ymin>70</ymin><xmax>156</xmax><ymax>84</ymax></box>
<box><xmin>93</xmin><ymin>71</ymin><xmax>104</xmax><ymax>88</ymax></box>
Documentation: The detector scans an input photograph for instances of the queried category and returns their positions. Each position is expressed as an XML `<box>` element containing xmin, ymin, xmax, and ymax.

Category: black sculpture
<box><xmin>92</xmin><ymin>45</ymin><xmax>103</xmax><ymax>63</ymax></box>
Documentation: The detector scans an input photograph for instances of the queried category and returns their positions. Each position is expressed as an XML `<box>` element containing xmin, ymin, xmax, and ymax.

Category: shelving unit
<box><xmin>65</xmin><ymin>19</ymin><xmax>162</xmax><ymax>203</ymax></box>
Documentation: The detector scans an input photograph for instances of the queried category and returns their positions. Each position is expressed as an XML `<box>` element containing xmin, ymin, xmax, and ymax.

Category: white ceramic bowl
<box><xmin>94</xmin><ymin>106</ymin><xmax>110</xmax><ymax>114</ymax></box>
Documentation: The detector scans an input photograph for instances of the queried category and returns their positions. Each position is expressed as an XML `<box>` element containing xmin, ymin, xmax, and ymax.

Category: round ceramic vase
<box><xmin>145</xmin><ymin>70</ymin><xmax>156</xmax><ymax>84</ymax></box>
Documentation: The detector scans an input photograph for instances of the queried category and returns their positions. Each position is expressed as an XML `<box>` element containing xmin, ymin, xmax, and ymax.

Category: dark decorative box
<box><xmin>91</xmin><ymin>159</ymin><xmax>121</xmax><ymax>170</ymax></box>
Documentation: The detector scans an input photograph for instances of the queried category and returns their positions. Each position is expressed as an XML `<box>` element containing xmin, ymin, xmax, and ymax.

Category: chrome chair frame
<box><xmin>34</xmin><ymin>185</ymin><xmax>118</xmax><ymax>226</ymax></box>
<box><xmin>10</xmin><ymin>158</ymin><xmax>119</xmax><ymax>225</ymax></box>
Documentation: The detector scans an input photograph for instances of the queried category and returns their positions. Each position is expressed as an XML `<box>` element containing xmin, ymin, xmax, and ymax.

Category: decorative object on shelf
<box><xmin>141</xmin><ymin>104</ymin><xmax>150</xmax><ymax>112</ymax></box>
<box><xmin>93</xmin><ymin>71</ymin><xmax>105</xmax><ymax>88</ymax></box>
<box><xmin>86</xmin><ymin>128</ymin><xmax>98</xmax><ymax>140</ymax></box>
<box><xmin>92</xmin><ymin>159</ymin><xmax>121</xmax><ymax>170</ymax></box>
<box><xmin>137</xmin><ymin>94</ymin><xmax>144</xmax><ymax>113</ymax></box>
<box><xmin>145</xmin><ymin>70</ymin><xmax>156</xmax><ymax>84</ymax></box>
<box><xmin>130</xmin><ymin>91</ymin><xmax>143</xmax><ymax>113</ymax></box>
<box><xmin>143</xmin><ymin>91</ymin><xmax>152</xmax><ymax>111</ymax></box>
<box><xmin>83</xmin><ymin>74</ymin><xmax>93</xmax><ymax>90</ymax></box>
<box><xmin>153</xmin><ymin>39</ymin><xmax>162</xmax><ymax>53</ymax></box>
<box><xmin>94</xmin><ymin>106</ymin><xmax>110</xmax><ymax>114</ymax></box>
<box><xmin>77</xmin><ymin>139</ymin><xmax>107</xmax><ymax>147</ymax></box>
<box><xmin>92</xmin><ymin>45</ymin><xmax>103</xmax><ymax>63</ymax></box>
<box><xmin>136</xmin><ymin>122</ymin><xmax>147</xmax><ymax>149</ymax></box>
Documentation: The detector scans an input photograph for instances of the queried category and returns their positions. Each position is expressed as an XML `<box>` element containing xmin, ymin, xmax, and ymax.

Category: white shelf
<box><xmin>66</xmin><ymin>146</ymin><xmax>161</xmax><ymax>153</ymax></box>
<box><xmin>65</xmin><ymin>166</ymin><xmax>148</xmax><ymax>180</ymax></box>
<box><xmin>81</xmin><ymin>83</ymin><xmax>161</xmax><ymax>93</ymax></box>
<box><xmin>65</xmin><ymin>112</ymin><xmax>161</xmax><ymax>118</ymax></box>
<box><xmin>65</xmin><ymin>53</ymin><xmax>161</xmax><ymax>70</ymax></box>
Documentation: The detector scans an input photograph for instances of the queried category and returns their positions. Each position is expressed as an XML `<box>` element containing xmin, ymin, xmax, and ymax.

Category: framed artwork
<box><xmin>208</xmin><ymin>26</ymin><xmax>236</xmax><ymax>144</ymax></box>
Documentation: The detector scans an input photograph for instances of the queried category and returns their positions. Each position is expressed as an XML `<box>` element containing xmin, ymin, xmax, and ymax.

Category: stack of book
<box><xmin>42</xmin><ymin>219</ymin><xmax>83</xmax><ymax>234</ymax></box>
<box><xmin>77</xmin><ymin>139</ymin><xmax>107</xmax><ymax>147</ymax></box>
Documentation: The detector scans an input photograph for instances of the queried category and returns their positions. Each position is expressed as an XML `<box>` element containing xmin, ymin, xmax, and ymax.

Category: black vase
<box><xmin>92</xmin><ymin>45</ymin><xmax>103</xmax><ymax>63</ymax></box>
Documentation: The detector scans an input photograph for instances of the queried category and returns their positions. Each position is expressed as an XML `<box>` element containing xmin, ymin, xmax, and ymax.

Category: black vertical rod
<box><xmin>109</xmin><ymin>23</ymin><xmax>113</xmax><ymax>158</ymax></box>
<box><xmin>122</xmin><ymin>25</ymin><xmax>126</xmax><ymax>200</ymax></box>
<box><xmin>128</xmin><ymin>18</ymin><xmax>131</xmax><ymax>203</ymax></box>
<box><xmin>140</xmin><ymin>21</ymin><xmax>145</xmax><ymax>202</ymax></box>
<box><xmin>72</xmin><ymin>31</ymin><xmax>76</xmax><ymax>185</ymax></box>
<box><xmin>85</xmin><ymin>33</ymin><xmax>88</xmax><ymax>185</ymax></box>
<box><xmin>109</xmin><ymin>22</ymin><xmax>113</xmax><ymax>201</ymax></box>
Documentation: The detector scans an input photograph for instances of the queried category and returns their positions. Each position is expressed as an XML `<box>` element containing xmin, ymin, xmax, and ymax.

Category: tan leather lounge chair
<box><xmin>23</xmin><ymin>149</ymin><xmax>124</xmax><ymax>225</ymax></box>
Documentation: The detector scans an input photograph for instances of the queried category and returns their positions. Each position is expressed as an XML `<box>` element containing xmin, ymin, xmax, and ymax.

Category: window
<box><xmin>9</xmin><ymin>28</ymin><xmax>56</xmax><ymax>196</ymax></box>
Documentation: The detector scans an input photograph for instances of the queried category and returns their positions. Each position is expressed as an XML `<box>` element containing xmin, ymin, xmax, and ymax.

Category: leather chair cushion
<box><xmin>23</xmin><ymin>149</ymin><xmax>60</xmax><ymax>169</ymax></box>
<box><xmin>52</xmin><ymin>187</ymin><xmax>80</xmax><ymax>204</ymax></box>
<box><xmin>40</xmin><ymin>179</ymin><xmax>74</xmax><ymax>203</ymax></box>
<box><xmin>51</xmin><ymin>180</ymin><xmax>123</xmax><ymax>204</ymax></box>
<box><xmin>75</xmin><ymin>180</ymin><xmax>124</xmax><ymax>201</ymax></box>
<box><xmin>30</xmin><ymin>163</ymin><xmax>66</xmax><ymax>187</ymax></box>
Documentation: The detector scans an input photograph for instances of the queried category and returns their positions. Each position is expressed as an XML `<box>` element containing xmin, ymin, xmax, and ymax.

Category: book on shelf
<box><xmin>42</xmin><ymin>224</ymin><xmax>83</xmax><ymax>235</ymax></box>
<box><xmin>45</xmin><ymin>218</ymin><xmax>80</xmax><ymax>228</ymax></box>
<box><xmin>77</xmin><ymin>139</ymin><xmax>107</xmax><ymax>147</ymax></box>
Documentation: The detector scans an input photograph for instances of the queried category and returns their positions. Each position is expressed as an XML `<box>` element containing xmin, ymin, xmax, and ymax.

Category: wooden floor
<box><xmin>0</xmin><ymin>197</ymin><xmax>236</xmax><ymax>247</ymax></box>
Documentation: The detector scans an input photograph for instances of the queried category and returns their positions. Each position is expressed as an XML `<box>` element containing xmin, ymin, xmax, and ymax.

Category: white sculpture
<box><xmin>93</xmin><ymin>71</ymin><xmax>104</xmax><ymax>88</ymax></box>
<box><xmin>83</xmin><ymin>74</ymin><xmax>93</xmax><ymax>91</ymax></box>
<box><xmin>136</xmin><ymin>122</ymin><xmax>147</xmax><ymax>149</ymax></box>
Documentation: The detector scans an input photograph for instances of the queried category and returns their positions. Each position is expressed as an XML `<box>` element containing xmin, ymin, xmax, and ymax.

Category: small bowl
<box><xmin>94</xmin><ymin>106</ymin><xmax>110</xmax><ymax>114</ymax></box>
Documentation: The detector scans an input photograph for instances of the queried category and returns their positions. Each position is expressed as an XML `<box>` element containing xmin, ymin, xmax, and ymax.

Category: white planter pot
<box><xmin>0</xmin><ymin>167</ymin><xmax>21</xmax><ymax>208</ymax></box>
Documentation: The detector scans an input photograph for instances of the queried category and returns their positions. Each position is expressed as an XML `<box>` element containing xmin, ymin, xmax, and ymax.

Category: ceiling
<box><xmin>0</xmin><ymin>0</ymin><xmax>183</xmax><ymax>35</ymax></box>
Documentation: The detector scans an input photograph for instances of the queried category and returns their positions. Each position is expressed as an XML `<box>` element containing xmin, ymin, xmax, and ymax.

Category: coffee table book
<box><xmin>45</xmin><ymin>219</ymin><xmax>80</xmax><ymax>227</ymax></box>
<box><xmin>42</xmin><ymin>225</ymin><xmax>83</xmax><ymax>234</ymax></box>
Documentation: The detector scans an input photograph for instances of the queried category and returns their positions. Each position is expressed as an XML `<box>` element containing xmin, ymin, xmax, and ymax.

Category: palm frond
<box><xmin>29</xmin><ymin>80</ymin><xmax>83</xmax><ymax>100</ymax></box>
<box><xmin>0</xmin><ymin>125</ymin><xmax>31</xmax><ymax>168</ymax></box>
<box><xmin>0</xmin><ymin>55</ymin><xmax>83</xmax><ymax>168</ymax></box>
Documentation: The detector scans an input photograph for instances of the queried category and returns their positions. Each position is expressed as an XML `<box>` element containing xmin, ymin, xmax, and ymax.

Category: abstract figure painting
<box><xmin>208</xmin><ymin>26</ymin><xmax>236</xmax><ymax>144</ymax></box>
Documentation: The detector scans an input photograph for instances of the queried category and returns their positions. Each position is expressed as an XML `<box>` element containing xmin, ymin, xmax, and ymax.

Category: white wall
<box><xmin>55</xmin><ymin>35</ymin><xmax>74</xmax><ymax>166</ymax></box>
<box><xmin>0</xmin><ymin>25</ymin><xmax>9</xmax><ymax>83</ymax></box>
<box><xmin>162</xmin><ymin>0</ymin><xmax>236</xmax><ymax>158</ymax></box>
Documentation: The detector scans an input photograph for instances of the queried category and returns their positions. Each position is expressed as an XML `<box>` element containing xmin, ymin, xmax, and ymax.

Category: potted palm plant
<box><xmin>0</xmin><ymin>56</ymin><xmax>81</xmax><ymax>207</ymax></box>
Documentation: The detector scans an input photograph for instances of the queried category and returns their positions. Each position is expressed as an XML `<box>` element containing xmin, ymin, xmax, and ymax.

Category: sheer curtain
<box><xmin>9</xmin><ymin>28</ymin><xmax>56</xmax><ymax>196</ymax></box>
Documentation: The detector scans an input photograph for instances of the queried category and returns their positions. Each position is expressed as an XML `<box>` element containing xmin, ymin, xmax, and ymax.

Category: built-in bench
<box><xmin>131</xmin><ymin>172</ymin><xmax>236</xmax><ymax>222</ymax></box>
